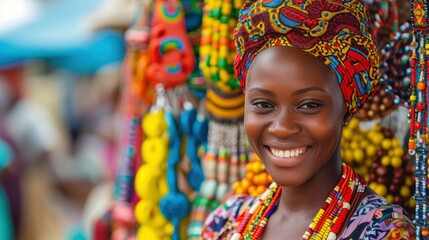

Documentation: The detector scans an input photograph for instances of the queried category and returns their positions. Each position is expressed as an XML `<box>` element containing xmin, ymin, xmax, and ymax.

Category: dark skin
<box><xmin>244</xmin><ymin>46</ymin><xmax>372</xmax><ymax>239</ymax></box>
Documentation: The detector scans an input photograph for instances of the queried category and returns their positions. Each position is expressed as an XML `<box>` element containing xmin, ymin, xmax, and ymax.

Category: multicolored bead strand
<box><xmin>112</xmin><ymin>4</ymin><xmax>152</xmax><ymax>234</ymax></box>
<box><xmin>230</xmin><ymin>164</ymin><xmax>366</xmax><ymax>240</ymax></box>
<box><xmin>409</xmin><ymin>0</ymin><xmax>429</xmax><ymax>237</ymax></box>
<box><xmin>183</xmin><ymin>0</ymin><xmax>206</xmax><ymax>99</ymax></box>
<box><xmin>378</xmin><ymin>21</ymin><xmax>412</xmax><ymax>107</ymax></box>
<box><xmin>199</xmin><ymin>0</ymin><xmax>243</xmax><ymax>94</ymax></box>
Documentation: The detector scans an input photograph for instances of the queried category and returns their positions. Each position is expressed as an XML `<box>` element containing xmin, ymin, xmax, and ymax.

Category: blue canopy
<box><xmin>0</xmin><ymin>0</ymin><xmax>125</xmax><ymax>73</ymax></box>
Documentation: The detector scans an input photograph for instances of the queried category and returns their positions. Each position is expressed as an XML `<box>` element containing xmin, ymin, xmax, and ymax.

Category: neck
<box><xmin>277</xmin><ymin>153</ymin><xmax>343</xmax><ymax>216</ymax></box>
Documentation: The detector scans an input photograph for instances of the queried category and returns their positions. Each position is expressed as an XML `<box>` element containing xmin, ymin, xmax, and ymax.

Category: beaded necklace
<box><xmin>408</xmin><ymin>0</ymin><xmax>429</xmax><ymax>238</ymax></box>
<box><xmin>230</xmin><ymin>164</ymin><xmax>366</xmax><ymax>240</ymax></box>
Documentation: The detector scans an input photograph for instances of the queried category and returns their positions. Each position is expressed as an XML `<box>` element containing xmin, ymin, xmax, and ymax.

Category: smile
<box><xmin>269</xmin><ymin>146</ymin><xmax>307</xmax><ymax>158</ymax></box>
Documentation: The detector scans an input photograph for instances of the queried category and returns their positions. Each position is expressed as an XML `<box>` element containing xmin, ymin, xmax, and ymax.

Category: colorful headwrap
<box><xmin>233</xmin><ymin>0</ymin><xmax>380</xmax><ymax>114</ymax></box>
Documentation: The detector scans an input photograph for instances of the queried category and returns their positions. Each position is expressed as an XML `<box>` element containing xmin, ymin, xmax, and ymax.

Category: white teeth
<box><xmin>270</xmin><ymin>147</ymin><xmax>306</xmax><ymax>158</ymax></box>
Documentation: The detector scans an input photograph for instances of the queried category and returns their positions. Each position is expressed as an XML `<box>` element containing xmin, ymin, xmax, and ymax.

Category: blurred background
<box><xmin>0</xmin><ymin>0</ymin><xmax>421</xmax><ymax>240</ymax></box>
<box><xmin>0</xmin><ymin>0</ymin><xmax>135</xmax><ymax>239</ymax></box>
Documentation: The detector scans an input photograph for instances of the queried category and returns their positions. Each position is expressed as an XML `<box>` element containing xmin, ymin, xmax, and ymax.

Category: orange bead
<box><xmin>408</xmin><ymin>139</ymin><xmax>416</xmax><ymax>149</ymax></box>
<box><xmin>246</xmin><ymin>172</ymin><xmax>255</xmax><ymax>181</ymax></box>
<box><xmin>241</xmin><ymin>179</ymin><xmax>251</xmax><ymax>190</ymax></box>
<box><xmin>248</xmin><ymin>185</ymin><xmax>257</xmax><ymax>196</ymax></box>
<box><xmin>417</xmin><ymin>82</ymin><xmax>426</xmax><ymax>91</ymax></box>
<box><xmin>232</xmin><ymin>181</ymin><xmax>241</xmax><ymax>191</ymax></box>
<box><xmin>422</xmin><ymin>228</ymin><xmax>429</xmax><ymax>237</ymax></box>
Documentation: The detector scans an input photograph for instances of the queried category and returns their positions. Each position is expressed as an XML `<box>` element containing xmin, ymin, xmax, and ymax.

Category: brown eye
<box><xmin>299</xmin><ymin>102</ymin><xmax>321</xmax><ymax>109</ymax></box>
<box><xmin>252</xmin><ymin>101</ymin><xmax>274</xmax><ymax>109</ymax></box>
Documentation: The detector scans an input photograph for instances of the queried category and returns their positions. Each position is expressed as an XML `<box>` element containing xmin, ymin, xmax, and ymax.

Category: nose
<box><xmin>268</xmin><ymin>109</ymin><xmax>301</xmax><ymax>138</ymax></box>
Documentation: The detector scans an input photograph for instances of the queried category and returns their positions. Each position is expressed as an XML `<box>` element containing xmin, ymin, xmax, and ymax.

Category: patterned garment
<box><xmin>233</xmin><ymin>0</ymin><xmax>380</xmax><ymax>114</ymax></box>
<box><xmin>201</xmin><ymin>193</ymin><xmax>415</xmax><ymax>239</ymax></box>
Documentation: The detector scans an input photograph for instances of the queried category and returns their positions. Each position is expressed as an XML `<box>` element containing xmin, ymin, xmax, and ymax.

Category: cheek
<box><xmin>304</xmin><ymin>111</ymin><xmax>343</xmax><ymax>143</ymax></box>
<box><xmin>244</xmin><ymin>112</ymin><xmax>266</xmax><ymax>150</ymax></box>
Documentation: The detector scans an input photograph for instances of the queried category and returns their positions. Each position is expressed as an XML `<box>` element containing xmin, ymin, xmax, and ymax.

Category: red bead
<box><xmin>415</xmin><ymin>122</ymin><xmax>423</xmax><ymax>130</ymax></box>
<box><xmin>417</xmin><ymin>102</ymin><xmax>425</xmax><ymax>111</ymax></box>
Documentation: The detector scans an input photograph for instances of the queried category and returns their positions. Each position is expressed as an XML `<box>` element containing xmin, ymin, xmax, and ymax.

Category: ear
<box><xmin>342</xmin><ymin>111</ymin><xmax>353</xmax><ymax>127</ymax></box>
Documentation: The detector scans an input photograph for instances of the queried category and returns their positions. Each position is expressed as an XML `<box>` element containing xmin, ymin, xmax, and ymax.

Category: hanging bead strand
<box><xmin>409</xmin><ymin>0</ymin><xmax>429</xmax><ymax>237</ymax></box>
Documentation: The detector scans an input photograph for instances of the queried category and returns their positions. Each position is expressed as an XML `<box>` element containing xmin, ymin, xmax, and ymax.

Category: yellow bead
<box><xmin>410</xmin><ymin>95</ymin><xmax>417</xmax><ymax>101</ymax></box>
<box><xmin>219</xmin><ymin>46</ymin><xmax>229</xmax><ymax>58</ymax></box>
<box><xmin>142</xmin><ymin>137</ymin><xmax>168</xmax><ymax>165</ymax></box>
<box><xmin>200</xmin><ymin>46</ymin><xmax>210</xmax><ymax>56</ymax></box>
<box><xmin>135</xmin><ymin>166</ymin><xmax>161</xmax><ymax>200</ymax></box>
<box><xmin>219</xmin><ymin>69</ymin><xmax>230</xmax><ymax>82</ymax></box>
<box><xmin>210</xmin><ymin>66</ymin><xmax>219</xmax><ymax>75</ymax></box>
<box><xmin>220</xmin><ymin>23</ymin><xmax>229</xmax><ymax>34</ymax></box>
<box><xmin>137</xmin><ymin>226</ymin><xmax>163</xmax><ymax>240</ymax></box>
<box><xmin>222</xmin><ymin>5</ymin><xmax>232</xmax><ymax>17</ymax></box>
<box><xmin>143</xmin><ymin>110</ymin><xmax>166</xmax><ymax>137</ymax></box>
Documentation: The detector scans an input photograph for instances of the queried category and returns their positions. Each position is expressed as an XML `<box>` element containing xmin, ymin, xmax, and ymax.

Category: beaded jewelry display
<box><xmin>187</xmin><ymin>120</ymin><xmax>250</xmax><ymax>238</ymax></box>
<box><xmin>341</xmin><ymin>118</ymin><xmax>416</xmax><ymax>216</ymax></box>
<box><xmin>135</xmin><ymin>92</ymin><xmax>172</xmax><ymax>239</ymax></box>
<box><xmin>113</xmin><ymin>9</ymin><xmax>152</xmax><ymax>232</ymax></box>
<box><xmin>355</xmin><ymin>0</ymin><xmax>401</xmax><ymax>120</ymax></box>
<box><xmin>356</xmin><ymin>21</ymin><xmax>413</xmax><ymax>120</ymax></box>
<box><xmin>230</xmin><ymin>164</ymin><xmax>367</xmax><ymax>240</ymax></box>
<box><xmin>363</xmin><ymin>0</ymin><xmax>399</xmax><ymax>48</ymax></box>
<box><xmin>146</xmin><ymin>0</ymin><xmax>195</xmax><ymax>89</ymax></box>
<box><xmin>160</xmin><ymin>101</ymin><xmax>191</xmax><ymax>240</ymax></box>
<box><xmin>199</xmin><ymin>0</ymin><xmax>243</xmax><ymax>94</ymax></box>
<box><xmin>379</xmin><ymin>21</ymin><xmax>413</xmax><ymax>107</ymax></box>
<box><xmin>408</xmin><ymin>0</ymin><xmax>429</xmax><ymax>238</ymax></box>
<box><xmin>183</xmin><ymin>0</ymin><xmax>206</xmax><ymax>99</ymax></box>
<box><xmin>180</xmin><ymin>100</ymin><xmax>205</xmax><ymax>191</ymax></box>
<box><xmin>124</xmin><ymin>1</ymin><xmax>154</xmax><ymax>104</ymax></box>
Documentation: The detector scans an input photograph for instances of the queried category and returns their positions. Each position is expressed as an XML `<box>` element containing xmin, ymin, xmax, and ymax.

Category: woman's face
<box><xmin>244</xmin><ymin>46</ymin><xmax>346</xmax><ymax>187</ymax></box>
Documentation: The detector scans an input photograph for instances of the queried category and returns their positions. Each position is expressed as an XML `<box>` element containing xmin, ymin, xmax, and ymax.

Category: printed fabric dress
<box><xmin>200</xmin><ymin>194</ymin><xmax>415</xmax><ymax>240</ymax></box>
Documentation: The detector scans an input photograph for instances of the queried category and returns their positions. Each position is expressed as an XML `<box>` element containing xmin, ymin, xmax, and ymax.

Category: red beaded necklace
<box><xmin>230</xmin><ymin>164</ymin><xmax>366</xmax><ymax>240</ymax></box>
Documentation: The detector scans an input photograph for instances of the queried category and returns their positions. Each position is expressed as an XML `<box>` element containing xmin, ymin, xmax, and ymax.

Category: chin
<box><xmin>267</xmin><ymin>167</ymin><xmax>309</xmax><ymax>188</ymax></box>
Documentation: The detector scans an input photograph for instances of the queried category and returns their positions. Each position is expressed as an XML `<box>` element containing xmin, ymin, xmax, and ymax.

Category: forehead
<box><xmin>247</xmin><ymin>46</ymin><xmax>336</xmax><ymax>86</ymax></box>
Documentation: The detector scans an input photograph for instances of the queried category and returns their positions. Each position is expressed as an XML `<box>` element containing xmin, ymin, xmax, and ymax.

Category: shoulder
<box><xmin>201</xmin><ymin>195</ymin><xmax>257</xmax><ymax>240</ymax></box>
<box><xmin>340</xmin><ymin>194</ymin><xmax>415</xmax><ymax>240</ymax></box>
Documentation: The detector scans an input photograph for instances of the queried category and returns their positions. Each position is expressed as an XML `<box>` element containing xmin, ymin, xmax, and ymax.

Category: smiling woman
<box><xmin>244</xmin><ymin>46</ymin><xmax>345</xmax><ymax>189</ymax></box>
<box><xmin>200</xmin><ymin>0</ymin><xmax>416</xmax><ymax>239</ymax></box>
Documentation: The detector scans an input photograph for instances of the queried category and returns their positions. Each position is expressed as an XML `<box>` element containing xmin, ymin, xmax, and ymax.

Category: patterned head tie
<box><xmin>233</xmin><ymin>0</ymin><xmax>380</xmax><ymax>114</ymax></box>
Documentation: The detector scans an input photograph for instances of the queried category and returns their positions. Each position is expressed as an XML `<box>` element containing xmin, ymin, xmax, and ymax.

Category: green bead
<box><xmin>220</xmin><ymin>16</ymin><xmax>229</xmax><ymax>23</ymax></box>
<box><xmin>227</xmin><ymin>78</ymin><xmax>240</xmax><ymax>89</ymax></box>
<box><xmin>213</xmin><ymin>7</ymin><xmax>221</xmax><ymax>18</ymax></box>
<box><xmin>227</xmin><ymin>64</ymin><xmax>234</xmax><ymax>73</ymax></box>
<box><xmin>218</xmin><ymin>58</ymin><xmax>227</xmax><ymax>68</ymax></box>
<box><xmin>211</xmin><ymin>73</ymin><xmax>220</xmax><ymax>82</ymax></box>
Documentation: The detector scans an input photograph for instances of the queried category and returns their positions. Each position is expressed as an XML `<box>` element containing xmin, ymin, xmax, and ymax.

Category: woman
<box><xmin>201</xmin><ymin>0</ymin><xmax>416</xmax><ymax>239</ymax></box>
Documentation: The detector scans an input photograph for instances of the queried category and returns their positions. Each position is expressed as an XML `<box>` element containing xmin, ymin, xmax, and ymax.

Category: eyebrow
<box><xmin>292</xmin><ymin>87</ymin><xmax>327</xmax><ymax>96</ymax></box>
<box><xmin>248</xmin><ymin>87</ymin><xmax>327</xmax><ymax>96</ymax></box>
<box><xmin>248</xmin><ymin>88</ymin><xmax>276</xmax><ymax>96</ymax></box>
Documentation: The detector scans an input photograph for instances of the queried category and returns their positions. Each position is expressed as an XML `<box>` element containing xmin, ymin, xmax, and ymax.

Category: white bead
<box><xmin>327</xmin><ymin>232</ymin><xmax>337</xmax><ymax>240</ymax></box>
<box><xmin>342</xmin><ymin>202</ymin><xmax>351</xmax><ymax>210</ymax></box>
<box><xmin>230</xmin><ymin>233</ymin><xmax>241</xmax><ymax>240</ymax></box>
<box><xmin>249</xmin><ymin>201</ymin><xmax>261</xmax><ymax>214</ymax></box>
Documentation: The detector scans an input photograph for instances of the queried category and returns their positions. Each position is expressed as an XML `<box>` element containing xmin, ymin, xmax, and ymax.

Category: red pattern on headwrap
<box><xmin>233</xmin><ymin>0</ymin><xmax>380</xmax><ymax>114</ymax></box>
